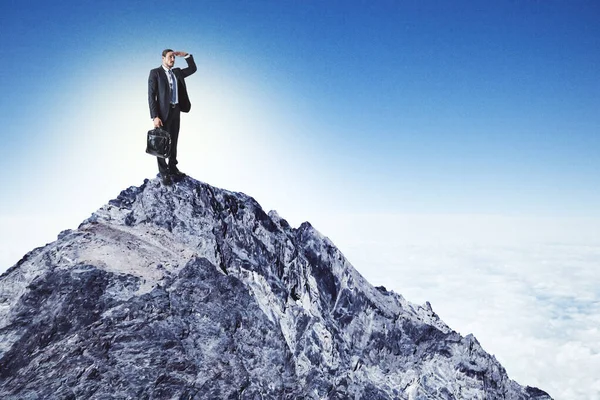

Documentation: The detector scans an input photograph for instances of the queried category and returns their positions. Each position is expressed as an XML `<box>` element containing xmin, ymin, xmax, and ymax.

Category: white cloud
<box><xmin>0</xmin><ymin>215</ymin><xmax>78</xmax><ymax>271</ymax></box>
<box><xmin>315</xmin><ymin>214</ymin><xmax>600</xmax><ymax>400</ymax></box>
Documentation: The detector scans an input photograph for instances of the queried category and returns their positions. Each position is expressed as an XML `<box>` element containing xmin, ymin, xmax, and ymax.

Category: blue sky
<box><xmin>2</xmin><ymin>1</ymin><xmax>599</xmax><ymax>217</ymax></box>
<box><xmin>2</xmin><ymin>1</ymin><xmax>600</xmax><ymax>397</ymax></box>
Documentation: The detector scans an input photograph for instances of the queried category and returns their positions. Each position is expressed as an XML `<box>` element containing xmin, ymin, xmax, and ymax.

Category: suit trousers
<box><xmin>157</xmin><ymin>104</ymin><xmax>181</xmax><ymax>175</ymax></box>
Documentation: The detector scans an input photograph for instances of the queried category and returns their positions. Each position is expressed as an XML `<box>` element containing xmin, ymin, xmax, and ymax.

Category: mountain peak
<box><xmin>0</xmin><ymin>175</ymin><xmax>552</xmax><ymax>399</ymax></box>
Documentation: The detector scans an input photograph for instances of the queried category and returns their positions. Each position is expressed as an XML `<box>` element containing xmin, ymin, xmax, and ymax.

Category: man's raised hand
<box><xmin>173</xmin><ymin>51</ymin><xmax>188</xmax><ymax>57</ymax></box>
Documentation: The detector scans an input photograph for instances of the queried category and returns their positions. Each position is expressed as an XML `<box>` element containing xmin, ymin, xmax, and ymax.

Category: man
<box><xmin>148</xmin><ymin>49</ymin><xmax>197</xmax><ymax>185</ymax></box>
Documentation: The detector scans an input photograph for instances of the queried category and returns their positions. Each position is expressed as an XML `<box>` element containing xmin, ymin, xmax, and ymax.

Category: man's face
<box><xmin>162</xmin><ymin>52</ymin><xmax>175</xmax><ymax>69</ymax></box>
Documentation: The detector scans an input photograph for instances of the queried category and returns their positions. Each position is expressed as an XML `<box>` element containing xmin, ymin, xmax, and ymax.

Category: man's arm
<box><xmin>148</xmin><ymin>69</ymin><xmax>162</xmax><ymax>127</ymax></box>
<box><xmin>175</xmin><ymin>51</ymin><xmax>197</xmax><ymax>78</ymax></box>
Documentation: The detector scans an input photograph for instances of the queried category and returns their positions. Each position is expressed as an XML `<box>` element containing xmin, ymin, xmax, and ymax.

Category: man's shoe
<box><xmin>172</xmin><ymin>175</ymin><xmax>184</xmax><ymax>183</ymax></box>
<box><xmin>170</xmin><ymin>167</ymin><xmax>186</xmax><ymax>178</ymax></box>
<box><xmin>162</xmin><ymin>174</ymin><xmax>173</xmax><ymax>186</ymax></box>
<box><xmin>170</xmin><ymin>169</ymin><xmax>186</xmax><ymax>182</ymax></box>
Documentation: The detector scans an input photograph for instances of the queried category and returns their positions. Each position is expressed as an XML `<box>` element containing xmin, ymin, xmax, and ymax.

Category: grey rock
<box><xmin>0</xmin><ymin>176</ymin><xmax>552</xmax><ymax>399</ymax></box>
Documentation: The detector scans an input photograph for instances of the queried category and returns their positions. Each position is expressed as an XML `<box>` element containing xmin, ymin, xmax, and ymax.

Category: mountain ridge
<box><xmin>0</xmin><ymin>176</ymin><xmax>552</xmax><ymax>399</ymax></box>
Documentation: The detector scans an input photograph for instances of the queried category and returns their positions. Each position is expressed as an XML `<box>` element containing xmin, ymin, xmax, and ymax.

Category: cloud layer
<box><xmin>317</xmin><ymin>214</ymin><xmax>600</xmax><ymax>400</ymax></box>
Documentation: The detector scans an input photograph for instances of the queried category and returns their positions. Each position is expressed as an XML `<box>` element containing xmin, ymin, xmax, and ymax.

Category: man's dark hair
<box><xmin>162</xmin><ymin>49</ymin><xmax>174</xmax><ymax>57</ymax></box>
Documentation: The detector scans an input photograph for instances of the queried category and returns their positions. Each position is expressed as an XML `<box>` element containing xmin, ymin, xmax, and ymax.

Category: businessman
<box><xmin>148</xmin><ymin>49</ymin><xmax>197</xmax><ymax>185</ymax></box>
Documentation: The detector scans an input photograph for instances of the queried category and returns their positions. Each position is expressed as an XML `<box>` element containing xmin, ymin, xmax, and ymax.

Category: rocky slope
<box><xmin>0</xmin><ymin>177</ymin><xmax>552</xmax><ymax>399</ymax></box>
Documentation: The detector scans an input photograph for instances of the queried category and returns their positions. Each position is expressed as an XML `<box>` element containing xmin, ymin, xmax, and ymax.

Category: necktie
<box><xmin>169</xmin><ymin>70</ymin><xmax>177</xmax><ymax>104</ymax></box>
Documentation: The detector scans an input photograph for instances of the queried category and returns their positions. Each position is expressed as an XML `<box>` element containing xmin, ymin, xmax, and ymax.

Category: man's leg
<box><xmin>157</xmin><ymin>156</ymin><xmax>169</xmax><ymax>177</ymax></box>
<box><xmin>156</xmin><ymin>111</ymin><xmax>171</xmax><ymax>177</ymax></box>
<box><xmin>156</xmin><ymin>106</ymin><xmax>181</xmax><ymax>183</ymax></box>
<box><xmin>167</xmin><ymin>106</ymin><xmax>181</xmax><ymax>173</ymax></box>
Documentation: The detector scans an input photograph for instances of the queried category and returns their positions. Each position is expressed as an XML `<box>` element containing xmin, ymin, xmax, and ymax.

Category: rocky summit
<box><xmin>0</xmin><ymin>177</ymin><xmax>552</xmax><ymax>399</ymax></box>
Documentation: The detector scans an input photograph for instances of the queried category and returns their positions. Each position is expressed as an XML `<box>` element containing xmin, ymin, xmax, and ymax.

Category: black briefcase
<box><xmin>146</xmin><ymin>127</ymin><xmax>171</xmax><ymax>158</ymax></box>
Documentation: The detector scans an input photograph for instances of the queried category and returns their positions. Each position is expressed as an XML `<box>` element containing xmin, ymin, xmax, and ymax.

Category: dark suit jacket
<box><xmin>148</xmin><ymin>55</ymin><xmax>197</xmax><ymax>121</ymax></box>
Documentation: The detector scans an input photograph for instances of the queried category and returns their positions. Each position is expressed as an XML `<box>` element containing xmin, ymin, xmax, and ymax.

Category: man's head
<box><xmin>162</xmin><ymin>49</ymin><xmax>175</xmax><ymax>69</ymax></box>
